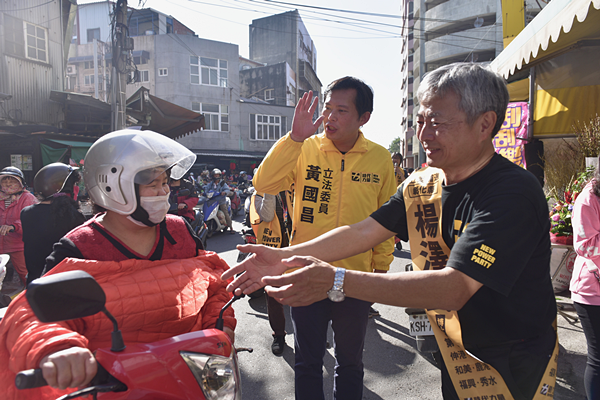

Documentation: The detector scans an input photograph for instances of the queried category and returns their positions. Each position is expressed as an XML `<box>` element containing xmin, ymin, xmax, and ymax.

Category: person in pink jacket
<box><xmin>570</xmin><ymin>168</ymin><xmax>600</xmax><ymax>400</ymax></box>
<box><xmin>0</xmin><ymin>166</ymin><xmax>38</xmax><ymax>285</ymax></box>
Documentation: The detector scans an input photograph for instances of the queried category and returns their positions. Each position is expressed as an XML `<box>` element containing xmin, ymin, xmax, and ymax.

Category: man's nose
<box><xmin>418</xmin><ymin>122</ymin><xmax>435</xmax><ymax>141</ymax></box>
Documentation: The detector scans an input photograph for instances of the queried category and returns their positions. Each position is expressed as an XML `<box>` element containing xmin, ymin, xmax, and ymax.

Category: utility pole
<box><xmin>112</xmin><ymin>0</ymin><xmax>130</xmax><ymax>130</ymax></box>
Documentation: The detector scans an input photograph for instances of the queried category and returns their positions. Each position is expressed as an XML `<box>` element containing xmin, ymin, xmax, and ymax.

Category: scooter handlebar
<box><xmin>15</xmin><ymin>369</ymin><xmax>47</xmax><ymax>389</ymax></box>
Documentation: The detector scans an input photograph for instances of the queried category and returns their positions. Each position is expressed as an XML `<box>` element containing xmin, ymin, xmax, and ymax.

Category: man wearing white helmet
<box><xmin>0</xmin><ymin>130</ymin><xmax>236</xmax><ymax>400</ymax></box>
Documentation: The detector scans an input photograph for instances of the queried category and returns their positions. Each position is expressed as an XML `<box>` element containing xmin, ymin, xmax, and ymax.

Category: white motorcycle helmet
<box><xmin>83</xmin><ymin>129</ymin><xmax>196</xmax><ymax>217</ymax></box>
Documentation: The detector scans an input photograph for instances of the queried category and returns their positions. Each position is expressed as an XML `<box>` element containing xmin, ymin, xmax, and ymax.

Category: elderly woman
<box><xmin>0</xmin><ymin>130</ymin><xmax>236</xmax><ymax>400</ymax></box>
<box><xmin>0</xmin><ymin>167</ymin><xmax>38</xmax><ymax>285</ymax></box>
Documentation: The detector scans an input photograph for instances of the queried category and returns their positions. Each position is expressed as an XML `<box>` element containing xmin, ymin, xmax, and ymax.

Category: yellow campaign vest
<box><xmin>403</xmin><ymin>167</ymin><xmax>559</xmax><ymax>399</ymax></box>
<box><xmin>250</xmin><ymin>194</ymin><xmax>285</xmax><ymax>248</ymax></box>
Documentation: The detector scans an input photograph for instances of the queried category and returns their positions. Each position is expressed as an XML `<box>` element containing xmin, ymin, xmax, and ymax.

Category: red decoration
<box><xmin>230</xmin><ymin>162</ymin><xmax>236</xmax><ymax>170</ymax></box>
<box><xmin>550</xmin><ymin>233</ymin><xmax>573</xmax><ymax>245</ymax></box>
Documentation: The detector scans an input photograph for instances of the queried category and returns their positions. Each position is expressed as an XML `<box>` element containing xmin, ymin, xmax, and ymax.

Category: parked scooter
<box><xmin>16</xmin><ymin>270</ymin><xmax>250</xmax><ymax>399</ymax></box>
<box><xmin>203</xmin><ymin>189</ymin><xmax>232</xmax><ymax>238</ymax></box>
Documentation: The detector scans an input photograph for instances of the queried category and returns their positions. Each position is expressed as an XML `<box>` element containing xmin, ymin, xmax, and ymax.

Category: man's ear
<box><xmin>478</xmin><ymin>111</ymin><xmax>497</xmax><ymax>139</ymax></box>
<box><xmin>359</xmin><ymin>111</ymin><xmax>371</xmax><ymax>126</ymax></box>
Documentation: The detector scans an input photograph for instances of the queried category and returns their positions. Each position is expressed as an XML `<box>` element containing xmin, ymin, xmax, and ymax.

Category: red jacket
<box><xmin>0</xmin><ymin>191</ymin><xmax>37</xmax><ymax>253</ymax></box>
<box><xmin>0</xmin><ymin>253</ymin><xmax>236</xmax><ymax>400</ymax></box>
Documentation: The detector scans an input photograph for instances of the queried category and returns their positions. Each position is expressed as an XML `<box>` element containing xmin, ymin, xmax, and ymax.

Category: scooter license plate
<box><xmin>408</xmin><ymin>313</ymin><xmax>434</xmax><ymax>336</ymax></box>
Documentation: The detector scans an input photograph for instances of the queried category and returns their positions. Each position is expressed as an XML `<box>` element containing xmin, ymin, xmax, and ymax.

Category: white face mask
<box><xmin>127</xmin><ymin>193</ymin><xmax>170</xmax><ymax>226</ymax></box>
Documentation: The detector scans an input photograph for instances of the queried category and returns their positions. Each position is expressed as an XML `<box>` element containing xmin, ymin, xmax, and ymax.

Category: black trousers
<box><xmin>575</xmin><ymin>302</ymin><xmax>600</xmax><ymax>400</ymax></box>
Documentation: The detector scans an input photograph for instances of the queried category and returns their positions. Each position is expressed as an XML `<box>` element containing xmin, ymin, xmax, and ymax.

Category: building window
<box><xmin>87</xmin><ymin>28</ymin><xmax>100</xmax><ymax>43</ymax></box>
<box><xmin>158</xmin><ymin>68</ymin><xmax>168</xmax><ymax>76</ymax></box>
<box><xmin>190</xmin><ymin>56</ymin><xmax>227</xmax><ymax>87</ymax></box>
<box><xmin>4</xmin><ymin>15</ymin><xmax>48</xmax><ymax>63</ymax></box>
<box><xmin>250</xmin><ymin>114</ymin><xmax>287</xmax><ymax>141</ymax></box>
<box><xmin>199</xmin><ymin>103</ymin><xmax>229</xmax><ymax>132</ymax></box>
<box><xmin>25</xmin><ymin>22</ymin><xmax>48</xmax><ymax>62</ymax></box>
<box><xmin>265</xmin><ymin>89</ymin><xmax>274</xmax><ymax>101</ymax></box>
<box><xmin>4</xmin><ymin>15</ymin><xmax>25</xmax><ymax>58</ymax></box>
<box><xmin>133</xmin><ymin>55</ymin><xmax>148</xmax><ymax>65</ymax></box>
<box><xmin>84</xmin><ymin>75</ymin><xmax>95</xmax><ymax>85</ymax></box>
<box><xmin>139</xmin><ymin>70</ymin><xmax>149</xmax><ymax>82</ymax></box>
<box><xmin>84</xmin><ymin>61</ymin><xmax>95</xmax><ymax>69</ymax></box>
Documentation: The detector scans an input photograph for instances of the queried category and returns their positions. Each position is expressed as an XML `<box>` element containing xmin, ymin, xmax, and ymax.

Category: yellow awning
<box><xmin>491</xmin><ymin>0</ymin><xmax>600</xmax><ymax>79</ymax></box>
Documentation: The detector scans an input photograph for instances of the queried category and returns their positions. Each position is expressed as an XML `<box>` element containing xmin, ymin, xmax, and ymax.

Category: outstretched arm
<box><xmin>263</xmin><ymin>257</ymin><xmax>483</xmax><ymax>310</ymax></box>
<box><xmin>222</xmin><ymin>217</ymin><xmax>394</xmax><ymax>294</ymax></box>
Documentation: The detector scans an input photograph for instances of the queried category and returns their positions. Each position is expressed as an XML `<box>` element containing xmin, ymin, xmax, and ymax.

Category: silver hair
<box><xmin>417</xmin><ymin>62</ymin><xmax>509</xmax><ymax>136</ymax></box>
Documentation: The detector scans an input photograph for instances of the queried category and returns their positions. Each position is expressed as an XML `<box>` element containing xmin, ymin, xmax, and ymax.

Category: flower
<box><xmin>548</xmin><ymin>166</ymin><xmax>595</xmax><ymax>237</ymax></box>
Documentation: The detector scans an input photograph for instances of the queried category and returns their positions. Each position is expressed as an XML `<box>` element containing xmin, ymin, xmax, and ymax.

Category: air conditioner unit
<box><xmin>67</xmin><ymin>65</ymin><xmax>77</xmax><ymax>75</ymax></box>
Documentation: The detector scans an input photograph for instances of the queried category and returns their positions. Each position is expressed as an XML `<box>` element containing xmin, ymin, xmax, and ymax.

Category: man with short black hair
<box><xmin>252</xmin><ymin>77</ymin><xmax>396</xmax><ymax>400</ymax></box>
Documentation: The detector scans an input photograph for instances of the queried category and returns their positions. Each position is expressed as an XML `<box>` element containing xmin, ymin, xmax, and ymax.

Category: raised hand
<box><xmin>290</xmin><ymin>91</ymin><xmax>324</xmax><ymax>142</ymax></box>
<box><xmin>221</xmin><ymin>244</ymin><xmax>290</xmax><ymax>295</ymax></box>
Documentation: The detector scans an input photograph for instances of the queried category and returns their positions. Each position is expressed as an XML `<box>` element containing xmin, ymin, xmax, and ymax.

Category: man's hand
<box><xmin>263</xmin><ymin>256</ymin><xmax>337</xmax><ymax>307</ymax></box>
<box><xmin>178</xmin><ymin>203</ymin><xmax>187</xmax><ymax>210</ymax></box>
<box><xmin>290</xmin><ymin>91</ymin><xmax>324</xmax><ymax>142</ymax></box>
<box><xmin>221</xmin><ymin>244</ymin><xmax>289</xmax><ymax>295</ymax></box>
<box><xmin>39</xmin><ymin>347</ymin><xmax>97</xmax><ymax>390</ymax></box>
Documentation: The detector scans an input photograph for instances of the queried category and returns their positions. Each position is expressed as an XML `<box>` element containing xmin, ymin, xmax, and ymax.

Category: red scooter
<box><xmin>16</xmin><ymin>270</ymin><xmax>250</xmax><ymax>399</ymax></box>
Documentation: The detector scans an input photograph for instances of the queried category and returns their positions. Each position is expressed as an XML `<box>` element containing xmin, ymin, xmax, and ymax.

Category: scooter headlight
<box><xmin>180</xmin><ymin>351</ymin><xmax>240</xmax><ymax>400</ymax></box>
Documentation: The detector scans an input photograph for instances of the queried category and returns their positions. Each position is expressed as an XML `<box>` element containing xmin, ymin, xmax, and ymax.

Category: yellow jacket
<box><xmin>254</xmin><ymin>132</ymin><xmax>396</xmax><ymax>272</ymax></box>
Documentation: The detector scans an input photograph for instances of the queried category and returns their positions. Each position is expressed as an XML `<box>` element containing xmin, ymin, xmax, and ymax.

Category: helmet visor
<box><xmin>128</xmin><ymin>133</ymin><xmax>196</xmax><ymax>185</ymax></box>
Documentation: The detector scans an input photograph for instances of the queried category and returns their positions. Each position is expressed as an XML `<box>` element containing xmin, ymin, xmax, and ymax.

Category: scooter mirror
<box><xmin>26</xmin><ymin>270</ymin><xmax>106</xmax><ymax>323</ymax></box>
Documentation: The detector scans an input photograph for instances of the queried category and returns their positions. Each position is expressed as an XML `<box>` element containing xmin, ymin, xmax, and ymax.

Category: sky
<box><xmin>80</xmin><ymin>0</ymin><xmax>404</xmax><ymax>150</ymax></box>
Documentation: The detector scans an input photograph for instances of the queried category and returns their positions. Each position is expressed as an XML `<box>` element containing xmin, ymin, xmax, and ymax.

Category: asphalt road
<box><xmin>209</xmin><ymin>214</ymin><xmax>587</xmax><ymax>399</ymax></box>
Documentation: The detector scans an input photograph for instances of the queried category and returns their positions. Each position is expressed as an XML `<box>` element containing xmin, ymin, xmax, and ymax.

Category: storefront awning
<box><xmin>127</xmin><ymin>87</ymin><xmax>204</xmax><ymax>139</ymax></box>
<box><xmin>490</xmin><ymin>0</ymin><xmax>600</xmax><ymax>137</ymax></box>
<box><xmin>39</xmin><ymin>138</ymin><xmax>94</xmax><ymax>166</ymax></box>
<box><xmin>491</xmin><ymin>0</ymin><xmax>600</xmax><ymax>79</ymax></box>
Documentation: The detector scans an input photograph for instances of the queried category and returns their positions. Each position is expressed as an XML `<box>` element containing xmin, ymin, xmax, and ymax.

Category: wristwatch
<box><xmin>327</xmin><ymin>267</ymin><xmax>346</xmax><ymax>302</ymax></box>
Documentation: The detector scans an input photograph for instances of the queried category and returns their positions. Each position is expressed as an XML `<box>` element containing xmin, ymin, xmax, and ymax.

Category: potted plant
<box><xmin>548</xmin><ymin>166</ymin><xmax>595</xmax><ymax>244</ymax></box>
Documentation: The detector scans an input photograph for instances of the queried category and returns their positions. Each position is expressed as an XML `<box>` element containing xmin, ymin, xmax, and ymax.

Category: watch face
<box><xmin>328</xmin><ymin>290</ymin><xmax>345</xmax><ymax>302</ymax></box>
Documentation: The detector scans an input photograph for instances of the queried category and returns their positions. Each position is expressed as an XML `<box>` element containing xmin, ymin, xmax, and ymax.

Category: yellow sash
<box><xmin>403</xmin><ymin>167</ymin><xmax>558</xmax><ymax>399</ymax></box>
<box><xmin>250</xmin><ymin>194</ymin><xmax>285</xmax><ymax>248</ymax></box>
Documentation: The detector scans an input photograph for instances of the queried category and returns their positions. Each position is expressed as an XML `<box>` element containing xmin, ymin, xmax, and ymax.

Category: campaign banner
<box><xmin>493</xmin><ymin>102</ymin><xmax>529</xmax><ymax>168</ymax></box>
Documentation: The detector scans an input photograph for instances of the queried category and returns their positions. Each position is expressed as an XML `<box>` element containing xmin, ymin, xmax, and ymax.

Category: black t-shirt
<box><xmin>371</xmin><ymin>154</ymin><xmax>556</xmax><ymax>349</ymax></box>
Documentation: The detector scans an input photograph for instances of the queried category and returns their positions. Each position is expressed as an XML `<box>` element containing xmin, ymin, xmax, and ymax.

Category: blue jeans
<box><xmin>291</xmin><ymin>297</ymin><xmax>371</xmax><ymax>400</ymax></box>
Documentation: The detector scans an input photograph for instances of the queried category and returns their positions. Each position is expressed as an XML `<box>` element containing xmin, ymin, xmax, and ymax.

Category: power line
<box><xmin>243</xmin><ymin>0</ymin><xmax>403</xmax><ymax>19</ymax></box>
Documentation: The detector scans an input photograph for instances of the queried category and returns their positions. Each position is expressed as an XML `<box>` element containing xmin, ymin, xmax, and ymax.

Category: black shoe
<box><xmin>368</xmin><ymin>306</ymin><xmax>380</xmax><ymax>318</ymax></box>
<box><xmin>271</xmin><ymin>335</ymin><xmax>285</xmax><ymax>355</ymax></box>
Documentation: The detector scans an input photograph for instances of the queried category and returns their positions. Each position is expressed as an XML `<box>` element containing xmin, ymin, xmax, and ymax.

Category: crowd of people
<box><xmin>0</xmin><ymin>61</ymin><xmax>597</xmax><ymax>400</ymax></box>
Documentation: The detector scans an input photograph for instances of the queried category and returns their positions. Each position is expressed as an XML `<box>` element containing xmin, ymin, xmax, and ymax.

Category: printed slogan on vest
<box><xmin>299</xmin><ymin>163</ymin><xmax>380</xmax><ymax>224</ymax></box>
<box><xmin>403</xmin><ymin>168</ymin><xmax>558</xmax><ymax>400</ymax></box>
